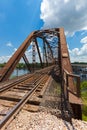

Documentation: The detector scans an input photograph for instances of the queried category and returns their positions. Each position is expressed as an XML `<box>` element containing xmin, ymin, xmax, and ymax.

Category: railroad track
<box><xmin>0</xmin><ymin>66</ymin><xmax>54</xmax><ymax>130</ymax></box>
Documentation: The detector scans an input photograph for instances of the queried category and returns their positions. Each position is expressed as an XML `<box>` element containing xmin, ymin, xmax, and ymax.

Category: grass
<box><xmin>81</xmin><ymin>81</ymin><xmax>87</xmax><ymax>121</ymax></box>
<box><xmin>82</xmin><ymin>105</ymin><xmax>87</xmax><ymax>121</ymax></box>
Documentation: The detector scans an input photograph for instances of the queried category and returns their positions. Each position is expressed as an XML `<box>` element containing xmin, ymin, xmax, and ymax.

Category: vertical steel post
<box><xmin>43</xmin><ymin>39</ymin><xmax>48</xmax><ymax>66</ymax></box>
<box><xmin>32</xmin><ymin>40</ymin><xmax>36</xmax><ymax>72</ymax></box>
<box><xmin>22</xmin><ymin>54</ymin><xmax>31</xmax><ymax>72</ymax></box>
<box><xmin>76</xmin><ymin>77</ymin><xmax>81</xmax><ymax>97</ymax></box>
<box><xmin>34</xmin><ymin>38</ymin><xmax>43</xmax><ymax>68</ymax></box>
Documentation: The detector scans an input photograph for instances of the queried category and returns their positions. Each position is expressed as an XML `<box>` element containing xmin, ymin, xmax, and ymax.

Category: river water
<box><xmin>72</xmin><ymin>66</ymin><xmax>87</xmax><ymax>81</ymax></box>
<box><xmin>11</xmin><ymin>68</ymin><xmax>87</xmax><ymax>81</ymax></box>
<box><xmin>0</xmin><ymin>67</ymin><xmax>87</xmax><ymax>81</ymax></box>
<box><xmin>10</xmin><ymin>69</ymin><xmax>29</xmax><ymax>79</ymax></box>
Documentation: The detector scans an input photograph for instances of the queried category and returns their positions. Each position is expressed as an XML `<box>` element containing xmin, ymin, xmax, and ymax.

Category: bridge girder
<box><xmin>0</xmin><ymin>27</ymin><xmax>82</xmax><ymax>119</ymax></box>
<box><xmin>0</xmin><ymin>28</ymin><xmax>59</xmax><ymax>82</ymax></box>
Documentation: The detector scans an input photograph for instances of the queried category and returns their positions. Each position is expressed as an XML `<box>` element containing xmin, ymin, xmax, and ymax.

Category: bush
<box><xmin>81</xmin><ymin>81</ymin><xmax>87</xmax><ymax>90</ymax></box>
<box><xmin>81</xmin><ymin>81</ymin><xmax>87</xmax><ymax>121</ymax></box>
<box><xmin>82</xmin><ymin>105</ymin><xmax>87</xmax><ymax>121</ymax></box>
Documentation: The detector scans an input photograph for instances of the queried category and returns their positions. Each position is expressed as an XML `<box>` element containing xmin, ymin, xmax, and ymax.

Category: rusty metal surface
<box><xmin>0</xmin><ymin>28</ymin><xmax>82</xmax><ymax>119</ymax></box>
<box><xmin>0</xmin><ymin>66</ymin><xmax>53</xmax><ymax>130</ymax></box>
<box><xmin>69</xmin><ymin>93</ymin><xmax>82</xmax><ymax>105</ymax></box>
<box><xmin>0</xmin><ymin>29</ymin><xmax>59</xmax><ymax>82</ymax></box>
<box><xmin>22</xmin><ymin>54</ymin><xmax>31</xmax><ymax>72</ymax></box>
<box><xmin>35</xmin><ymin>38</ymin><xmax>43</xmax><ymax>68</ymax></box>
<box><xmin>0</xmin><ymin>32</ymin><xmax>34</xmax><ymax>82</ymax></box>
<box><xmin>58</xmin><ymin>28</ymin><xmax>81</xmax><ymax>97</ymax></box>
<box><xmin>58</xmin><ymin>28</ymin><xmax>82</xmax><ymax>119</ymax></box>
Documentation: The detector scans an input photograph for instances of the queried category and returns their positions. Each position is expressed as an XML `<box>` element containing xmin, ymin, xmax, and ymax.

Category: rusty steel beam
<box><xmin>0</xmin><ymin>27</ymin><xmax>82</xmax><ymax>120</ymax></box>
<box><xmin>34</xmin><ymin>28</ymin><xmax>60</xmax><ymax>37</ymax></box>
<box><xmin>58</xmin><ymin>28</ymin><xmax>74</xmax><ymax>90</ymax></box>
<box><xmin>59</xmin><ymin>28</ymin><xmax>81</xmax><ymax>98</ymax></box>
<box><xmin>38</xmin><ymin>36</ymin><xmax>54</xmax><ymax>63</ymax></box>
<box><xmin>0</xmin><ymin>32</ymin><xmax>35</xmax><ymax>82</ymax></box>
<box><xmin>58</xmin><ymin>28</ymin><xmax>82</xmax><ymax>119</ymax></box>
<box><xmin>43</xmin><ymin>39</ymin><xmax>48</xmax><ymax>66</ymax></box>
<box><xmin>0</xmin><ymin>29</ymin><xmax>60</xmax><ymax>82</ymax></box>
<box><xmin>34</xmin><ymin>38</ymin><xmax>43</xmax><ymax>68</ymax></box>
<box><xmin>58</xmin><ymin>28</ymin><xmax>78</xmax><ymax>94</ymax></box>
<box><xmin>44</xmin><ymin>38</ymin><xmax>53</xmax><ymax>58</ymax></box>
<box><xmin>22</xmin><ymin>54</ymin><xmax>31</xmax><ymax>72</ymax></box>
<box><xmin>37</xmin><ymin>36</ymin><xmax>53</xmax><ymax>59</ymax></box>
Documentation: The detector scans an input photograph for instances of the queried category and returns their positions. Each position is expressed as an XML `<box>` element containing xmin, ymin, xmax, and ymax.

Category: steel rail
<box><xmin>0</xmin><ymin>65</ymin><xmax>54</xmax><ymax>93</ymax></box>
<box><xmin>0</xmin><ymin>74</ymin><xmax>48</xmax><ymax>130</ymax></box>
<box><xmin>0</xmin><ymin>72</ymin><xmax>42</xmax><ymax>94</ymax></box>
<box><xmin>0</xmin><ymin>74</ymin><xmax>34</xmax><ymax>93</ymax></box>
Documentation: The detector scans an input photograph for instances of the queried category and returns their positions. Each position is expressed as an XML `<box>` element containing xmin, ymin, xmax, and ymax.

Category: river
<box><xmin>10</xmin><ymin>69</ymin><xmax>29</xmax><ymax>79</ymax></box>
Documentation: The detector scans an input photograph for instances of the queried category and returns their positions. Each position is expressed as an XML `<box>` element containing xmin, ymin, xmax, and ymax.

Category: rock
<box><xmin>5</xmin><ymin>110</ymin><xmax>87</xmax><ymax>130</ymax></box>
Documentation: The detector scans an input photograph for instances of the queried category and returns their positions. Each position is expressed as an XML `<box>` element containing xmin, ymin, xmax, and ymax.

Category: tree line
<box><xmin>0</xmin><ymin>62</ymin><xmax>45</xmax><ymax>69</ymax></box>
<box><xmin>72</xmin><ymin>62</ymin><xmax>87</xmax><ymax>64</ymax></box>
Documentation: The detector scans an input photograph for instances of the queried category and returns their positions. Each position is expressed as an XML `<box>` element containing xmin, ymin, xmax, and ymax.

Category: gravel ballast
<box><xmin>6</xmin><ymin>110</ymin><xmax>87</xmax><ymax>130</ymax></box>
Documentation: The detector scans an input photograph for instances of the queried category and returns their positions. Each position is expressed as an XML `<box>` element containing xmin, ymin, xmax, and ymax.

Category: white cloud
<box><xmin>64</xmin><ymin>0</ymin><xmax>69</xmax><ymax>3</ymax></box>
<box><xmin>69</xmin><ymin>43</ymin><xmax>87</xmax><ymax>62</ymax></box>
<box><xmin>0</xmin><ymin>46</ymin><xmax>18</xmax><ymax>63</ymax></box>
<box><xmin>40</xmin><ymin>0</ymin><xmax>87</xmax><ymax>35</ymax></box>
<box><xmin>0</xmin><ymin>42</ymin><xmax>43</xmax><ymax>63</ymax></box>
<box><xmin>13</xmin><ymin>48</ymin><xmax>17</xmax><ymax>52</ymax></box>
<box><xmin>80</xmin><ymin>36</ymin><xmax>87</xmax><ymax>44</ymax></box>
<box><xmin>25</xmin><ymin>45</ymin><xmax>43</xmax><ymax>63</ymax></box>
<box><xmin>40</xmin><ymin>0</ymin><xmax>87</xmax><ymax>62</ymax></box>
<box><xmin>70</xmin><ymin>55</ymin><xmax>87</xmax><ymax>63</ymax></box>
<box><xmin>6</xmin><ymin>42</ymin><xmax>13</xmax><ymax>47</ymax></box>
<box><xmin>71</xmin><ymin>48</ymin><xmax>79</xmax><ymax>56</ymax></box>
<box><xmin>0</xmin><ymin>55</ymin><xmax>11</xmax><ymax>63</ymax></box>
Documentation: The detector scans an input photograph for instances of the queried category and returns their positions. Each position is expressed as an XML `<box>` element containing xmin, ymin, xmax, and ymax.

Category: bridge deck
<box><xmin>69</xmin><ymin>93</ymin><xmax>82</xmax><ymax>105</ymax></box>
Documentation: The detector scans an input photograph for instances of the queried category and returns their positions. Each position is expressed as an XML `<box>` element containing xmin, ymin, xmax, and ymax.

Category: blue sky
<box><xmin>0</xmin><ymin>0</ymin><xmax>87</xmax><ymax>63</ymax></box>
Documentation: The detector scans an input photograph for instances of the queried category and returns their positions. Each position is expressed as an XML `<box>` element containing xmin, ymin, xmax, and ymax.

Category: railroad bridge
<box><xmin>0</xmin><ymin>28</ymin><xmax>82</xmax><ymax>129</ymax></box>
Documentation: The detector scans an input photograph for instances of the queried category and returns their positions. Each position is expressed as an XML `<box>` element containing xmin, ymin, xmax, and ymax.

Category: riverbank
<box><xmin>81</xmin><ymin>81</ymin><xmax>87</xmax><ymax>121</ymax></box>
<box><xmin>6</xmin><ymin>110</ymin><xmax>87</xmax><ymax>130</ymax></box>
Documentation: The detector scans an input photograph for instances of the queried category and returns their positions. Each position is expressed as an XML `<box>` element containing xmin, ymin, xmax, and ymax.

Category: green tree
<box><xmin>81</xmin><ymin>81</ymin><xmax>87</xmax><ymax>90</ymax></box>
<box><xmin>81</xmin><ymin>81</ymin><xmax>87</xmax><ymax>121</ymax></box>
